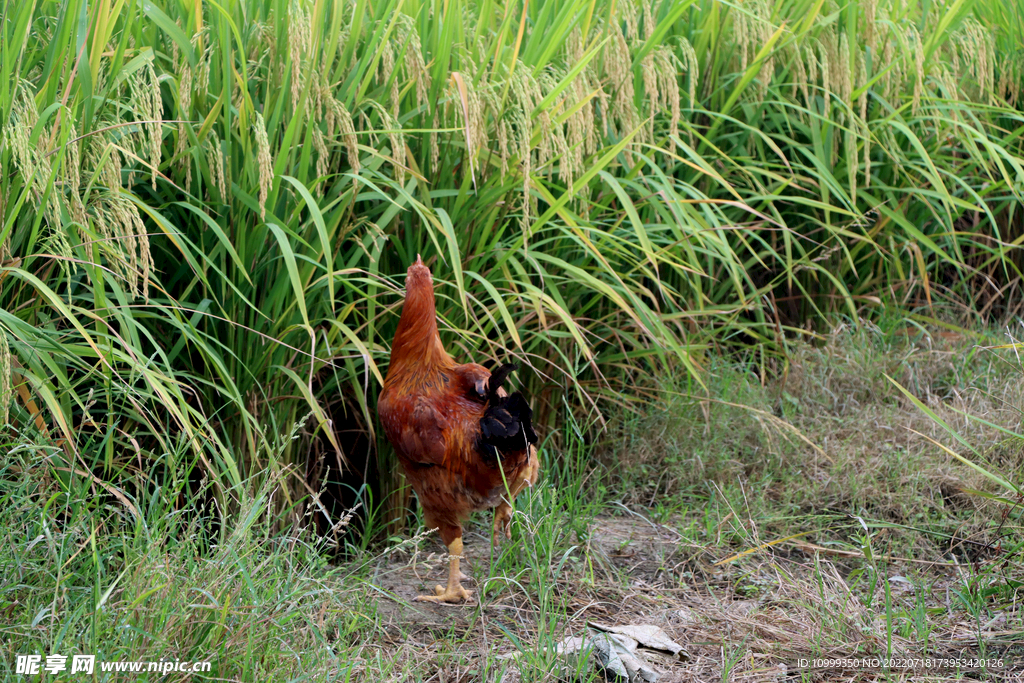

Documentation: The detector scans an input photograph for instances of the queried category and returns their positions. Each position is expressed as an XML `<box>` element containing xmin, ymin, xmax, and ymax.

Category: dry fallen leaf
<box><xmin>589</xmin><ymin>622</ymin><xmax>690</xmax><ymax>661</ymax></box>
<box><xmin>500</xmin><ymin>623</ymin><xmax>688</xmax><ymax>682</ymax></box>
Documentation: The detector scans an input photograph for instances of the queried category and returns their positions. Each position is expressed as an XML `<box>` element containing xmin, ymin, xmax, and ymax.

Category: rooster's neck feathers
<box><xmin>387</xmin><ymin>259</ymin><xmax>455</xmax><ymax>375</ymax></box>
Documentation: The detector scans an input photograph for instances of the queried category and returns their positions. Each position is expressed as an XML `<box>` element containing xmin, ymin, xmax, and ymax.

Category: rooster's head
<box><xmin>406</xmin><ymin>254</ymin><xmax>433</xmax><ymax>292</ymax></box>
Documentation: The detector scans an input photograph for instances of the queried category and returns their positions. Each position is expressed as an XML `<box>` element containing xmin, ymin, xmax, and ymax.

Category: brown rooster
<box><xmin>378</xmin><ymin>256</ymin><xmax>540</xmax><ymax>604</ymax></box>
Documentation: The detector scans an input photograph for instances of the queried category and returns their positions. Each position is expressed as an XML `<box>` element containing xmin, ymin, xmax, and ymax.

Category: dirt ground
<box><xmin>360</xmin><ymin>511</ymin><xmax>1020</xmax><ymax>682</ymax></box>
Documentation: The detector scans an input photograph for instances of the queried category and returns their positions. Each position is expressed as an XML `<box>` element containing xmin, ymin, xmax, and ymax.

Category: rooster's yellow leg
<box><xmin>414</xmin><ymin>538</ymin><xmax>473</xmax><ymax>604</ymax></box>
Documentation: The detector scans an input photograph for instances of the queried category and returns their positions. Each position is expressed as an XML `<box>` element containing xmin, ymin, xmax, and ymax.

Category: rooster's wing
<box><xmin>390</xmin><ymin>396</ymin><xmax>450</xmax><ymax>467</ymax></box>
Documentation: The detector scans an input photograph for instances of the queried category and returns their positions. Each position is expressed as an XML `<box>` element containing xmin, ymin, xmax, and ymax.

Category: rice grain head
<box><xmin>397</xmin><ymin>17</ymin><xmax>430</xmax><ymax>111</ymax></box>
<box><xmin>863</xmin><ymin>0</ymin><xmax>877</xmax><ymax>53</ymax></box>
<box><xmin>176</xmin><ymin>63</ymin><xmax>193</xmax><ymax>191</ymax></box>
<box><xmin>247</xmin><ymin>21</ymin><xmax>270</xmax><ymax>63</ymax></box>
<box><xmin>857</xmin><ymin>50</ymin><xmax>870</xmax><ymax>187</ymax></box>
<box><xmin>998</xmin><ymin>55</ymin><xmax>1021</xmax><ymax>107</ymax></box>
<box><xmin>961</xmin><ymin>19</ymin><xmax>982</xmax><ymax>96</ymax></box>
<box><xmin>863</xmin><ymin>124</ymin><xmax>871</xmax><ymax>188</ymax></box>
<box><xmin>312</xmin><ymin>75</ymin><xmax>326</xmax><ymax>123</ymax></box>
<box><xmin>107</xmin><ymin>197</ymin><xmax>141</xmax><ymax>297</ymax></box>
<box><xmin>378</xmin><ymin>38</ymin><xmax>400</xmax><ymax>117</ymax></box>
<box><xmin>819</xmin><ymin>28</ymin><xmax>839</xmax><ymax>159</ymax></box>
<box><xmin>806</xmin><ymin>44</ymin><xmax>818</xmax><ymax>107</ymax></box>
<box><xmin>7</xmin><ymin>81</ymin><xmax>60</xmax><ymax>227</ymax></box>
<box><xmin>533</xmin><ymin>71</ymin><xmax>554</xmax><ymax>171</ymax></box>
<box><xmin>675</xmin><ymin>38</ymin><xmax>698</xmax><ymax>144</ymax></box>
<box><xmin>509</xmin><ymin>69</ymin><xmax>535</xmax><ymax>231</ymax></box>
<box><xmin>126</xmin><ymin>198</ymin><xmax>153</xmax><ymax>301</ymax></box>
<box><xmin>331</xmin><ymin>98</ymin><xmax>360</xmax><ymax>174</ymax></box>
<box><xmin>606</xmin><ymin>24</ymin><xmax>639</xmax><ymax>156</ymax></box>
<box><xmin>847</xmin><ymin>128</ymin><xmax>857</xmax><ymax>204</ymax></box>
<box><xmin>171</xmin><ymin>19</ymin><xmax>181</xmax><ymax>69</ymax></box>
<box><xmin>790</xmin><ymin>43</ymin><xmax>806</xmax><ymax>103</ymax></box>
<box><xmin>839</xmin><ymin>32</ymin><xmax>852</xmax><ymax>110</ymax></box>
<box><xmin>879</xmin><ymin>18</ymin><xmax>895</xmax><ymax>99</ymax></box>
<box><xmin>313</xmin><ymin>125</ymin><xmax>329</xmax><ymax>187</ymax></box>
<box><xmin>63</xmin><ymin>116</ymin><xmax>88</xmax><ymax>226</ymax></box>
<box><xmin>45</xmin><ymin>219</ymin><xmax>76</xmax><ymax>293</ymax></box>
<box><xmin>941</xmin><ymin>65</ymin><xmax>958</xmax><ymax>103</ymax></box>
<box><xmin>322</xmin><ymin>79</ymin><xmax>336</xmax><ymax>138</ymax></box>
<box><xmin>659</xmin><ymin>48</ymin><xmax>682</xmax><ymax>150</ymax></box>
<box><xmin>496</xmin><ymin>115</ymin><xmax>510</xmax><ymax>177</ymax></box>
<box><xmin>939</xmin><ymin>65</ymin><xmax>959</xmax><ymax>126</ymax></box>
<box><xmin>196</xmin><ymin>42</ymin><xmax>211</xmax><ymax>98</ymax></box>
<box><xmin>289</xmin><ymin>0</ymin><xmax>312</xmax><ymax>111</ymax></box>
<box><xmin>430</xmin><ymin>109</ymin><xmax>440</xmax><ymax>175</ymax></box>
<box><xmin>856</xmin><ymin>47</ymin><xmax>867</xmax><ymax>120</ymax></box>
<box><xmin>63</xmin><ymin>114</ymin><xmax>81</xmax><ymax>194</ymax></box>
<box><xmin>371</xmin><ymin>101</ymin><xmax>405</xmax><ymax>184</ymax></box>
<box><xmin>538</xmin><ymin>70</ymin><xmax>570</xmax><ymax>189</ymax></box>
<box><xmin>908</xmin><ymin>26</ymin><xmax>923</xmax><ymax>115</ymax></box>
<box><xmin>566</xmin><ymin>29</ymin><xmax>584</xmax><ymax>174</ymax></box>
<box><xmin>90</xmin><ymin>137</ymin><xmax>123</xmax><ymax>194</ymax></box>
<box><xmin>641</xmin><ymin>47</ymin><xmax>683</xmax><ymax>151</ymax></box>
<box><xmin>0</xmin><ymin>329</ymin><xmax>10</xmax><ymax>428</ymax></box>
<box><xmin>6</xmin><ymin>83</ymin><xmax>39</xmax><ymax>183</ymax></box>
<box><xmin>641</xmin><ymin>0</ymin><xmax>656</xmax><ymax>41</ymax></box>
<box><xmin>641</xmin><ymin>51</ymin><xmax>658</xmax><ymax>142</ymax></box>
<box><xmin>453</xmin><ymin>64</ymin><xmax>487</xmax><ymax>179</ymax></box>
<box><xmin>93</xmin><ymin>203</ymin><xmax>120</xmax><ymax>288</ymax></box>
<box><xmin>134</xmin><ymin>62</ymin><xmax>162</xmax><ymax>189</ymax></box>
<box><xmin>734</xmin><ymin>5</ymin><xmax>749</xmax><ymax>72</ymax></box>
<box><xmin>818</xmin><ymin>39</ymin><xmax>831</xmax><ymax>122</ymax></box>
<box><xmin>253</xmin><ymin>112</ymin><xmax>274</xmax><ymax>220</ymax></box>
<box><xmin>333</xmin><ymin>24</ymin><xmax>352</xmax><ymax>77</ymax></box>
<box><xmin>621</xmin><ymin>0</ymin><xmax>639</xmax><ymax>42</ymax></box>
<box><xmin>978</xmin><ymin>19</ymin><xmax>995</xmax><ymax>100</ymax></box>
<box><xmin>566</xmin><ymin>28</ymin><xmax>598</xmax><ymax>172</ymax></box>
<box><xmin>207</xmin><ymin>131</ymin><xmax>227</xmax><ymax>200</ymax></box>
<box><xmin>950</xmin><ymin>33</ymin><xmax>961</xmax><ymax>82</ymax></box>
<box><xmin>734</xmin><ymin>0</ymin><xmax>774</xmax><ymax>97</ymax></box>
<box><xmin>680</xmin><ymin>38</ymin><xmax>699</xmax><ymax>108</ymax></box>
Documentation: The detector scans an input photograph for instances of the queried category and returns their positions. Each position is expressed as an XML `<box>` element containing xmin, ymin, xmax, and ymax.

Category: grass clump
<box><xmin>0</xmin><ymin>444</ymin><xmax>385</xmax><ymax>680</ymax></box>
<box><xmin>614</xmin><ymin>322</ymin><xmax>1024</xmax><ymax>556</ymax></box>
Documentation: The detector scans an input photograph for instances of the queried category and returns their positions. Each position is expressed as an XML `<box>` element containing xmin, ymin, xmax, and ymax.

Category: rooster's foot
<box><xmin>414</xmin><ymin>584</ymin><xmax>474</xmax><ymax>604</ymax></box>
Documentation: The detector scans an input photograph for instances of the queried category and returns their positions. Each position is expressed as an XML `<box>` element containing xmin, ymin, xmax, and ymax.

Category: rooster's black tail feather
<box><xmin>478</xmin><ymin>365</ymin><xmax>537</xmax><ymax>461</ymax></box>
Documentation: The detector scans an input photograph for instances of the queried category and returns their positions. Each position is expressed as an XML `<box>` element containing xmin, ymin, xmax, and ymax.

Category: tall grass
<box><xmin>1</xmin><ymin>0</ymin><xmax>1022</xmax><ymax>533</ymax></box>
